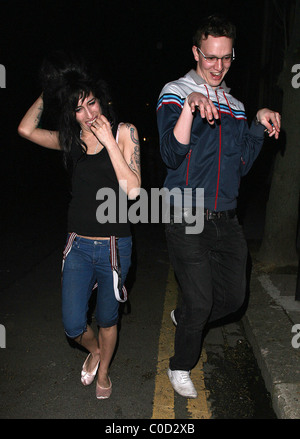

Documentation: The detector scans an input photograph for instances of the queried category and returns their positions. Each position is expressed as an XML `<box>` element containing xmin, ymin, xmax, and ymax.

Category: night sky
<box><xmin>1</xmin><ymin>0</ymin><xmax>271</xmax><ymax>224</ymax></box>
<box><xmin>2</xmin><ymin>0</ymin><xmax>264</xmax><ymax>118</ymax></box>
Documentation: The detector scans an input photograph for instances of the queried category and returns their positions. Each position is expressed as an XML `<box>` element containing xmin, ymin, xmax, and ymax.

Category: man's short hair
<box><xmin>193</xmin><ymin>14</ymin><xmax>236</xmax><ymax>48</ymax></box>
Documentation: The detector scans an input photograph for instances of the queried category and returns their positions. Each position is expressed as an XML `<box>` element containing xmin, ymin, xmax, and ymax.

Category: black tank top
<box><xmin>67</xmin><ymin>131</ymin><xmax>131</xmax><ymax>237</ymax></box>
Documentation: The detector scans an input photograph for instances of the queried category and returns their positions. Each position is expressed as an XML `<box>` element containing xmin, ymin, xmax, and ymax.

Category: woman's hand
<box><xmin>90</xmin><ymin>115</ymin><xmax>115</xmax><ymax>149</ymax></box>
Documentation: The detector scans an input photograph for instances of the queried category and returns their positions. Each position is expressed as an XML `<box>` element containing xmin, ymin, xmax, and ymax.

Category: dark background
<box><xmin>0</xmin><ymin>0</ymin><xmax>285</xmax><ymax>239</ymax></box>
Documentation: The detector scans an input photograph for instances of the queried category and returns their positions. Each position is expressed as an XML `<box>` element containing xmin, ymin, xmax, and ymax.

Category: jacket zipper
<box><xmin>214</xmin><ymin>91</ymin><xmax>222</xmax><ymax>211</ymax></box>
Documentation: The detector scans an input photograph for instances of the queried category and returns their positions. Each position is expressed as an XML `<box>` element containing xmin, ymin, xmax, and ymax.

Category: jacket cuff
<box><xmin>250</xmin><ymin>119</ymin><xmax>265</xmax><ymax>137</ymax></box>
<box><xmin>168</xmin><ymin>130</ymin><xmax>191</xmax><ymax>156</ymax></box>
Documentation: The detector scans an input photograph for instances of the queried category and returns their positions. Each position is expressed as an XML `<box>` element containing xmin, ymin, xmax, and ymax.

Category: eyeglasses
<box><xmin>197</xmin><ymin>47</ymin><xmax>235</xmax><ymax>64</ymax></box>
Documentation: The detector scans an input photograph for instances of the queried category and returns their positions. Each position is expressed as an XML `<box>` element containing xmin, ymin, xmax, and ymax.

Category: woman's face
<box><xmin>75</xmin><ymin>92</ymin><xmax>102</xmax><ymax>132</ymax></box>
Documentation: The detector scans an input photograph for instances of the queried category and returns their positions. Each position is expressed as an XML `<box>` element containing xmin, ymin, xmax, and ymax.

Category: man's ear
<box><xmin>192</xmin><ymin>46</ymin><xmax>200</xmax><ymax>62</ymax></box>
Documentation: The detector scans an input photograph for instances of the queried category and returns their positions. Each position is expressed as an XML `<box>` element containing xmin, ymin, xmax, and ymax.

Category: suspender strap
<box><xmin>109</xmin><ymin>236</ymin><xmax>128</xmax><ymax>303</ymax></box>
<box><xmin>62</xmin><ymin>233</ymin><xmax>127</xmax><ymax>303</ymax></box>
<box><xmin>62</xmin><ymin>232</ymin><xmax>77</xmax><ymax>271</ymax></box>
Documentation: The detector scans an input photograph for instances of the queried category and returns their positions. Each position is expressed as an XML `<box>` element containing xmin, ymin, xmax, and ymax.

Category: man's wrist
<box><xmin>254</xmin><ymin>115</ymin><xmax>261</xmax><ymax>125</ymax></box>
<box><xmin>186</xmin><ymin>93</ymin><xmax>192</xmax><ymax>106</ymax></box>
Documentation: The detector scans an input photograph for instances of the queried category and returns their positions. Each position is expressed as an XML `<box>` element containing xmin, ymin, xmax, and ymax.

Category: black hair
<box><xmin>39</xmin><ymin>51</ymin><xmax>117</xmax><ymax>166</ymax></box>
<box><xmin>193</xmin><ymin>14</ymin><xmax>236</xmax><ymax>48</ymax></box>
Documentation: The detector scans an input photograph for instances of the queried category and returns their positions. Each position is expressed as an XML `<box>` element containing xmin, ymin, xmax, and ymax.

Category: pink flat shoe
<box><xmin>81</xmin><ymin>353</ymin><xmax>100</xmax><ymax>386</ymax></box>
<box><xmin>96</xmin><ymin>377</ymin><xmax>112</xmax><ymax>399</ymax></box>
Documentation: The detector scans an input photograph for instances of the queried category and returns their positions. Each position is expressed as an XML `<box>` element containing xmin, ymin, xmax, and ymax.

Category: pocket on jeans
<box><xmin>165</xmin><ymin>221</ymin><xmax>185</xmax><ymax>236</ymax></box>
<box><xmin>117</xmin><ymin>238</ymin><xmax>132</xmax><ymax>269</ymax></box>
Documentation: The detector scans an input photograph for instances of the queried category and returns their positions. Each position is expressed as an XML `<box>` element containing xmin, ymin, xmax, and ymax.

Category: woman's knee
<box><xmin>97</xmin><ymin>316</ymin><xmax>119</xmax><ymax>328</ymax></box>
<box><xmin>63</xmin><ymin>323</ymin><xmax>87</xmax><ymax>339</ymax></box>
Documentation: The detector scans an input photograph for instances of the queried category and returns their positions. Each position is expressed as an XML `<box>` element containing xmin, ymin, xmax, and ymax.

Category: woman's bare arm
<box><xmin>18</xmin><ymin>95</ymin><xmax>61</xmax><ymax>150</ymax></box>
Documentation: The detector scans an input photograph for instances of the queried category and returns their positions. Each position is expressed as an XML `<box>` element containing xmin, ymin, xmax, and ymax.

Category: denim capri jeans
<box><xmin>61</xmin><ymin>235</ymin><xmax>132</xmax><ymax>338</ymax></box>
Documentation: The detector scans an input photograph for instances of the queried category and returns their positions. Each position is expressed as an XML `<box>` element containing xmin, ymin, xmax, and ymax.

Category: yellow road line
<box><xmin>152</xmin><ymin>266</ymin><xmax>177</xmax><ymax>419</ymax></box>
<box><xmin>152</xmin><ymin>266</ymin><xmax>212</xmax><ymax>419</ymax></box>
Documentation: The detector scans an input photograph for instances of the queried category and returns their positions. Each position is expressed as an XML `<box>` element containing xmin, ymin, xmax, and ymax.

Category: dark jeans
<box><xmin>165</xmin><ymin>214</ymin><xmax>248</xmax><ymax>371</ymax></box>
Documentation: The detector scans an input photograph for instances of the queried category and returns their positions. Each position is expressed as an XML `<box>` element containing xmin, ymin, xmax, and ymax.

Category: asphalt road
<box><xmin>0</xmin><ymin>194</ymin><xmax>275</xmax><ymax>421</ymax></box>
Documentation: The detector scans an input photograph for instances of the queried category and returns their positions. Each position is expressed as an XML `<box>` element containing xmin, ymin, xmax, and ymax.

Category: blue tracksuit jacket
<box><xmin>156</xmin><ymin>69</ymin><xmax>265</xmax><ymax>211</ymax></box>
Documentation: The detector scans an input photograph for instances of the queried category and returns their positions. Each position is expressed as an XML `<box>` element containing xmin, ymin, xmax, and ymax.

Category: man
<box><xmin>156</xmin><ymin>15</ymin><xmax>281</xmax><ymax>398</ymax></box>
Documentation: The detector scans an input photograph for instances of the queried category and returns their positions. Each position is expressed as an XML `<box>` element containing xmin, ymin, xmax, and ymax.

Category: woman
<box><xmin>18</xmin><ymin>53</ymin><xmax>141</xmax><ymax>399</ymax></box>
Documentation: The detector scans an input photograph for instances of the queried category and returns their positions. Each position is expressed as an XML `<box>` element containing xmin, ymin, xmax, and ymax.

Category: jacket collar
<box><xmin>187</xmin><ymin>69</ymin><xmax>231</xmax><ymax>93</ymax></box>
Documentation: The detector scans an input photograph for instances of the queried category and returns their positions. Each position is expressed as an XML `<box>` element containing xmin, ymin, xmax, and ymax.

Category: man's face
<box><xmin>192</xmin><ymin>35</ymin><xmax>233</xmax><ymax>89</ymax></box>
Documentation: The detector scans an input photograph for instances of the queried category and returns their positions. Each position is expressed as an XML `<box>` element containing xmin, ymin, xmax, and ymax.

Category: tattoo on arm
<box><xmin>130</xmin><ymin>127</ymin><xmax>139</xmax><ymax>145</ymax></box>
<box><xmin>129</xmin><ymin>127</ymin><xmax>140</xmax><ymax>174</ymax></box>
<box><xmin>34</xmin><ymin>105</ymin><xmax>43</xmax><ymax>127</ymax></box>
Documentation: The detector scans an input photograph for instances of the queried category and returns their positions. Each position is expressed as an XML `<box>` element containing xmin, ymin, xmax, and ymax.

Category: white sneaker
<box><xmin>167</xmin><ymin>368</ymin><xmax>197</xmax><ymax>398</ymax></box>
<box><xmin>170</xmin><ymin>310</ymin><xmax>177</xmax><ymax>326</ymax></box>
